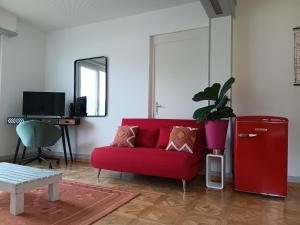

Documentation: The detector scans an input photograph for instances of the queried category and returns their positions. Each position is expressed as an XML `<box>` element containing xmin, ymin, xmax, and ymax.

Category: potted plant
<box><xmin>192</xmin><ymin>77</ymin><xmax>236</xmax><ymax>155</ymax></box>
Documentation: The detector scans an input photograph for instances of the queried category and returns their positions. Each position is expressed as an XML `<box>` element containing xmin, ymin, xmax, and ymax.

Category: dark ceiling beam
<box><xmin>200</xmin><ymin>0</ymin><xmax>237</xmax><ymax>18</ymax></box>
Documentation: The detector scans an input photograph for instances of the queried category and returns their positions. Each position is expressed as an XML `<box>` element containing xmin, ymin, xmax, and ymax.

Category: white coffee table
<box><xmin>0</xmin><ymin>162</ymin><xmax>62</xmax><ymax>215</ymax></box>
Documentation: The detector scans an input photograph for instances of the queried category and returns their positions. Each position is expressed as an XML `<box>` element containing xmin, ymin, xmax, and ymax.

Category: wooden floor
<box><xmin>30</xmin><ymin>161</ymin><xmax>300</xmax><ymax>225</ymax></box>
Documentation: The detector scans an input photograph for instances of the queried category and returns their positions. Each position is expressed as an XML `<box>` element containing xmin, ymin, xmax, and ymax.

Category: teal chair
<box><xmin>16</xmin><ymin>120</ymin><xmax>61</xmax><ymax>168</ymax></box>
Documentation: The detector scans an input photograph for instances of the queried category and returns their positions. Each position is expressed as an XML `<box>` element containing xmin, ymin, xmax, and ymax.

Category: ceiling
<box><xmin>0</xmin><ymin>0</ymin><xmax>199</xmax><ymax>32</ymax></box>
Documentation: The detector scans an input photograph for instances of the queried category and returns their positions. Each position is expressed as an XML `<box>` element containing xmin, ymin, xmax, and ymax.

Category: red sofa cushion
<box><xmin>91</xmin><ymin>146</ymin><xmax>202</xmax><ymax>180</ymax></box>
<box><xmin>155</xmin><ymin>127</ymin><xmax>172</xmax><ymax>149</ymax></box>
<box><xmin>135</xmin><ymin>129</ymin><xmax>159</xmax><ymax>147</ymax></box>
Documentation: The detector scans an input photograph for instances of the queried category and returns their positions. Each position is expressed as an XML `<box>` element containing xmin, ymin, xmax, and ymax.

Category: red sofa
<box><xmin>91</xmin><ymin>118</ymin><xmax>206</xmax><ymax>191</ymax></box>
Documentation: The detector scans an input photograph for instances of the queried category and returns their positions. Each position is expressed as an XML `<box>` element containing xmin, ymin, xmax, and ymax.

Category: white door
<box><xmin>151</xmin><ymin>28</ymin><xmax>209</xmax><ymax>119</ymax></box>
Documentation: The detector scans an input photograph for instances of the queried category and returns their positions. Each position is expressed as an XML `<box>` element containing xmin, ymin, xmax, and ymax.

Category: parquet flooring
<box><xmin>30</xmin><ymin>161</ymin><xmax>300</xmax><ymax>225</ymax></box>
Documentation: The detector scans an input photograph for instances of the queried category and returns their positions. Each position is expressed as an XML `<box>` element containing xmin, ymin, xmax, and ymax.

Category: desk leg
<box><xmin>64</xmin><ymin>126</ymin><xmax>73</xmax><ymax>162</ymax></box>
<box><xmin>13</xmin><ymin>138</ymin><xmax>21</xmax><ymax>164</ymax></box>
<box><xmin>60</xmin><ymin>126</ymin><xmax>68</xmax><ymax>166</ymax></box>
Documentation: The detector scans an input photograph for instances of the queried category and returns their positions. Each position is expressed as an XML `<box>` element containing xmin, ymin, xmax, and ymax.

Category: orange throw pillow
<box><xmin>166</xmin><ymin>126</ymin><xmax>198</xmax><ymax>154</ymax></box>
<box><xmin>111</xmin><ymin>125</ymin><xmax>139</xmax><ymax>147</ymax></box>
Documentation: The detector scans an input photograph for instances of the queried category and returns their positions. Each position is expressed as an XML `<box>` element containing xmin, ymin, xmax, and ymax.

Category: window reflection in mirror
<box><xmin>75</xmin><ymin>57</ymin><xmax>107</xmax><ymax>117</ymax></box>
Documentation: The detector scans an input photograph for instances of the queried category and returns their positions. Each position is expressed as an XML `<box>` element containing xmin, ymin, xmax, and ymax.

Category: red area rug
<box><xmin>0</xmin><ymin>180</ymin><xmax>139</xmax><ymax>225</ymax></box>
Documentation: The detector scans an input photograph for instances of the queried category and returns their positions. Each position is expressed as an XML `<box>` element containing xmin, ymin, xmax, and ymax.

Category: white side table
<box><xmin>206</xmin><ymin>154</ymin><xmax>225</xmax><ymax>190</ymax></box>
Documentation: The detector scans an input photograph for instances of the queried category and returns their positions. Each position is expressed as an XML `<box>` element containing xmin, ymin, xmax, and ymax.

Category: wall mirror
<box><xmin>74</xmin><ymin>56</ymin><xmax>107</xmax><ymax>117</ymax></box>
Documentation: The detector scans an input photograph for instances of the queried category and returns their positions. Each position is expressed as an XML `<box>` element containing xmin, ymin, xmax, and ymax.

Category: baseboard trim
<box><xmin>288</xmin><ymin>176</ymin><xmax>300</xmax><ymax>183</ymax></box>
<box><xmin>2</xmin><ymin>152</ymin><xmax>300</xmax><ymax>184</ymax></box>
<box><xmin>0</xmin><ymin>152</ymin><xmax>38</xmax><ymax>162</ymax></box>
<box><xmin>0</xmin><ymin>154</ymin><xmax>14</xmax><ymax>162</ymax></box>
<box><xmin>46</xmin><ymin>151</ymin><xmax>90</xmax><ymax>162</ymax></box>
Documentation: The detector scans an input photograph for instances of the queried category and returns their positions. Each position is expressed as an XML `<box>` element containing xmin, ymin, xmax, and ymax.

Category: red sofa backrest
<box><xmin>122</xmin><ymin>118</ymin><xmax>206</xmax><ymax>155</ymax></box>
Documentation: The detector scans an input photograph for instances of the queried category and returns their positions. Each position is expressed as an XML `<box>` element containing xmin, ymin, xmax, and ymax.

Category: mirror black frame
<box><xmin>74</xmin><ymin>56</ymin><xmax>108</xmax><ymax>117</ymax></box>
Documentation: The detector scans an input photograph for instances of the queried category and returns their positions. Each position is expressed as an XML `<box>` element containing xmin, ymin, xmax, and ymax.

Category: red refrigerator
<box><xmin>234</xmin><ymin>116</ymin><xmax>288</xmax><ymax>197</ymax></box>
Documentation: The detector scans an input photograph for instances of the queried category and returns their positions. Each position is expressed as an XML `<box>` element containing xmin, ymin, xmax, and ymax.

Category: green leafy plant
<box><xmin>192</xmin><ymin>77</ymin><xmax>236</xmax><ymax>122</ymax></box>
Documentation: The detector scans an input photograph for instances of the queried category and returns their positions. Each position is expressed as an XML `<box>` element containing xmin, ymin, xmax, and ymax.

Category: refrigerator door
<box><xmin>234</xmin><ymin>118</ymin><xmax>288</xmax><ymax>196</ymax></box>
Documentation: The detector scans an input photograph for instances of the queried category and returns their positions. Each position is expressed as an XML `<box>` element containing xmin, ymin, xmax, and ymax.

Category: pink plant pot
<box><xmin>205</xmin><ymin>120</ymin><xmax>229</xmax><ymax>154</ymax></box>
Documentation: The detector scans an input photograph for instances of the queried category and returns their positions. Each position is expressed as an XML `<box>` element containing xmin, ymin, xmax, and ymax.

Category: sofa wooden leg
<box><xmin>182</xmin><ymin>179</ymin><xmax>186</xmax><ymax>193</ymax></box>
<box><xmin>97</xmin><ymin>169</ymin><xmax>101</xmax><ymax>179</ymax></box>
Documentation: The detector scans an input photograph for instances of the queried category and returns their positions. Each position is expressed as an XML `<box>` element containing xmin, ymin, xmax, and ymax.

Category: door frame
<box><xmin>148</xmin><ymin>35</ymin><xmax>155</xmax><ymax>118</ymax></box>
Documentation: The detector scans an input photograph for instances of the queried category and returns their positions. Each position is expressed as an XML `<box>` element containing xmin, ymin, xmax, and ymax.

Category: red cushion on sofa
<box><xmin>135</xmin><ymin>129</ymin><xmax>159</xmax><ymax>147</ymax></box>
<box><xmin>155</xmin><ymin>127</ymin><xmax>172</xmax><ymax>149</ymax></box>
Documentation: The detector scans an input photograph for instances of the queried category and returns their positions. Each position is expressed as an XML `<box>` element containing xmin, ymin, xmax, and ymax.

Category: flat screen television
<box><xmin>22</xmin><ymin>91</ymin><xmax>65</xmax><ymax>116</ymax></box>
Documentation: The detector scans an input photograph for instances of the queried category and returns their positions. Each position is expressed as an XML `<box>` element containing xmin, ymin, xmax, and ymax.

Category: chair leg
<box><xmin>97</xmin><ymin>169</ymin><xmax>101</xmax><ymax>179</ymax></box>
<box><xmin>22</xmin><ymin>147</ymin><xmax>27</xmax><ymax>159</ymax></box>
<box><xmin>22</xmin><ymin>156</ymin><xmax>39</xmax><ymax>165</ymax></box>
<box><xmin>41</xmin><ymin>147</ymin><xmax>60</xmax><ymax>165</ymax></box>
<box><xmin>39</xmin><ymin>156</ymin><xmax>49</xmax><ymax>164</ymax></box>
<box><xmin>18</xmin><ymin>146</ymin><xmax>59</xmax><ymax>168</ymax></box>
<box><xmin>182</xmin><ymin>179</ymin><xmax>186</xmax><ymax>193</ymax></box>
<box><xmin>39</xmin><ymin>156</ymin><xmax>55</xmax><ymax>169</ymax></box>
<box><xmin>36</xmin><ymin>148</ymin><xmax>57</xmax><ymax>168</ymax></box>
<box><xmin>45</xmin><ymin>156</ymin><xmax>60</xmax><ymax>161</ymax></box>
<box><xmin>38</xmin><ymin>147</ymin><xmax>43</xmax><ymax>163</ymax></box>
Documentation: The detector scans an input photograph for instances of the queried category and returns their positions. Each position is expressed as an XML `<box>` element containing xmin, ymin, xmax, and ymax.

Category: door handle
<box><xmin>155</xmin><ymin>102</ymin><xmax>163</xmax><ymax>114</ymax></box>
<box><xmin>238</xmin><ymin>133</ymin><xmax>257</xmax><ymax>138</ymax></box>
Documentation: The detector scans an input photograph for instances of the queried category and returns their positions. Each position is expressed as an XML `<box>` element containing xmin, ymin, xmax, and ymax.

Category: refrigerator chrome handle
<box><xmin>238</xmin><ymin>133</ymin><xmax>257</xmax><ymax>138</ymax></box>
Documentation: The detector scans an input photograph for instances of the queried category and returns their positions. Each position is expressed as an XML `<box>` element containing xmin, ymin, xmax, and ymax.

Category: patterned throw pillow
<box><xmin>111</xmin><ymin>125</ymin><xmax>139</xmax><ymax>147</ymax></box>
<box><xmin>166</xmin><ymin>126</ymin><xmax>198</xmax><ymax>154</ymax></box>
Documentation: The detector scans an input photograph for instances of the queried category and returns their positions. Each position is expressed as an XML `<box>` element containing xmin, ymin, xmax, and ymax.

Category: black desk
<box><xmin>7</xmin><ymin>117</ymin><xmax>80</xmax><ymax>166</ymax></box>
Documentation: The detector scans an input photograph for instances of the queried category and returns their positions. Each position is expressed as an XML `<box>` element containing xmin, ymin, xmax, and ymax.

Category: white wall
<box><xmin>0</xmin><ymin>21</ymin><xmax>46</xmax><ymax>157</ymax></box>
<box><xmin>0</xmin><ymin>7</ymin><xmax>17</xmax><ymax>35</ymax></box>
<box><xmin>233</xmin><ymin>0</ymin><xmax>300</xmax><ymax>177</ymax></box>
<box><xmin>210</xmin><ymin>16</ymin><xmax>233</xmax><ymax>175</ymax></box>
<box><xmin>45</xmin><ymin>2</ymin><xmax>209</xmax><ymax>156</ymax></box>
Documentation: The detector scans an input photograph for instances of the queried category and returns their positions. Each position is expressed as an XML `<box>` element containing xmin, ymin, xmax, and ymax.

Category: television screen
<box><xmin>22</xmin><ymin>92</ymin><xmax>65</xmax><ymax>116</ymax></box>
